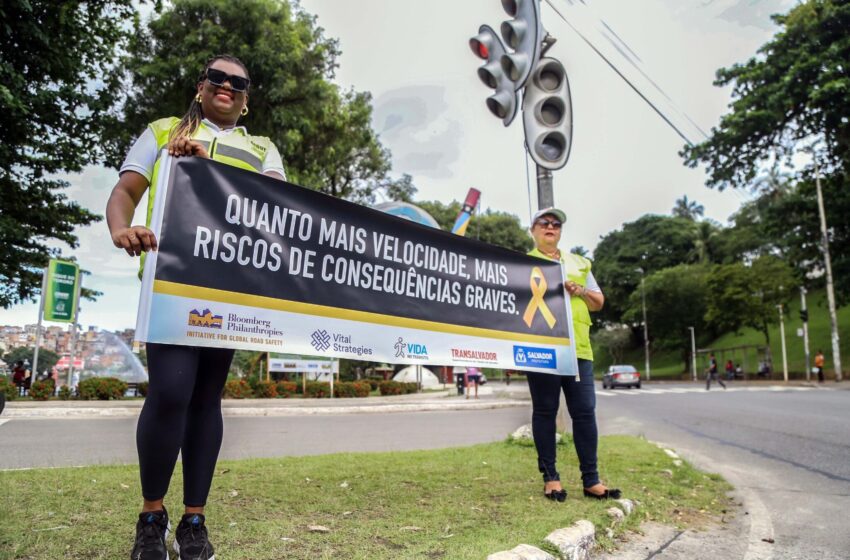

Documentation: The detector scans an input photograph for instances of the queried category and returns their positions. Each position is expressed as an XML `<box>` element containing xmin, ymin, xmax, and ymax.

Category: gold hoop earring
<box><xmin>241</xmin><ymin>106</ymin><xmax>249</xmax><ymax>116</ymax></box>
<box><xmin>195</xmin><ymin>93</ymin><xmax>202</xmax><ymax>104</ymax></box>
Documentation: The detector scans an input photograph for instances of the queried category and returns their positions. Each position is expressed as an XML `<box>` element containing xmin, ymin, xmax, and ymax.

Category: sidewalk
<box><xmin>3</xmin><ymin>386</ymin><xmax>529</xmax><ymax>418</ymax></box>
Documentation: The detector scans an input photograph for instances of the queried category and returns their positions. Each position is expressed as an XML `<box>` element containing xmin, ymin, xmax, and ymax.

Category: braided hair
<box><xmin>169</xmin><ymin>54</ymin><xmax>251</xmax><ymax>141</ymax></box>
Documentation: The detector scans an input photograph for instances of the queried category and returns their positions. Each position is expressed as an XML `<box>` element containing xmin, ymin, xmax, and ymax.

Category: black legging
<box><xmin>137</xmin><ymin>343</ymin><xmax>234</xmax><ymax>507</ymax></box>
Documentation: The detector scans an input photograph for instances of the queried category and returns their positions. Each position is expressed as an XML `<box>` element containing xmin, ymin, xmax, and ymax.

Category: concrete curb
<box><xmin>2</xmin><ymin>400</ymin><xmax>528</xmax><ymax>418</ymax></box>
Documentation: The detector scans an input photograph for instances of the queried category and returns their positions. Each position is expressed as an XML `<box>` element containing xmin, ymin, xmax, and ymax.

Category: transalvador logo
<box><xmin>311</xmin><ymin>329</ymin><xmax>331</xmax><ymax>351</ymax></box>
<box><xmin>451</xmin><ymin>348</ymin><xmax>498</xmax><ymax>363</ymax></box>
<box><xmin>188</xmin><ymin>308</ymin><xmax>223</xmax><ymax>329</ymax></box>
<box><xmin>513</xmin><ymin>345</ymin><xmax>556</xmax><ymax>368</ymax></box>
<box><xmin>395</xmin><ymin>337</ymin><xmax>428</xmax><ymax>360</ymax></box>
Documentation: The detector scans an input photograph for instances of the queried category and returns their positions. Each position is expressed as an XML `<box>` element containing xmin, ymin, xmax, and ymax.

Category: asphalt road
<box><xmin>594</xmin><ymin>383</ymin><xmax>850</xmax><ymax>560</ymax></box>
<box><xmin>2</xmin><ymin>382</ymin><xmax>848</xmax><ymax>559</ymax></box>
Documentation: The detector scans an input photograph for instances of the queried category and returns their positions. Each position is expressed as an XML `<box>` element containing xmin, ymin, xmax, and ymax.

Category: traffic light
<box><xmin>800</xmin><ymin>309</ymin><xmax>809</xmax><ymax>322</ymax></box>
<box><xmin>470</xmin><ymin>24</ymin><xmax>519</xmax><ymax>126</ymax></box>
<box><xmin>499</xmin><ymin>0</ymin><xmax>543</xmax><ymax>91</ymax></box>
<box><xmin>522</xmin><ymin>57</ymin><xmax>573</xmax><ymax>170</ymax></box>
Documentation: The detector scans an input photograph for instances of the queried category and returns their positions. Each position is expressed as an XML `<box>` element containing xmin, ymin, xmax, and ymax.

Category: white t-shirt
<box><xmin>119</xmin><ymin>118</ymin><xmax>287</xmax><ymax>181</ymax></box>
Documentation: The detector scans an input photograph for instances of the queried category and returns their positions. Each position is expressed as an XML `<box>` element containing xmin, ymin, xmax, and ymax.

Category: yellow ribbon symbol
<box><xmin>523</xmin><ymin>266</ymin><xmax>557</xmax><ymax>329</ymax></box>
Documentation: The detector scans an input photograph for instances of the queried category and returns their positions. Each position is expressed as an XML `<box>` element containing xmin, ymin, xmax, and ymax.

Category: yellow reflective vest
<box><xmin>527</xmin><ymin>248</ymin><xmax>595</xmax><ymax>361</ymax></box>
<box><xmin>139</xmin><ymin>117</ymin><xmax>276</xmax><ymax>275</ymax></box>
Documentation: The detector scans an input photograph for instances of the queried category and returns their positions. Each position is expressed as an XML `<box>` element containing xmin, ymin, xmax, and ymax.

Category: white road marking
<box><xmin>0</xmin><ymin>419</ymin><xmax>10</xmax><ymax>428</ymax></box>
<box><xmin>596</xmin><ymin>391</ymin><xmax>618</xmax><ymax>397</ymax></box>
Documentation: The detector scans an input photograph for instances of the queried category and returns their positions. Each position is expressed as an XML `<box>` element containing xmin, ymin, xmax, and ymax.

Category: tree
<box><xmin>688</xmin><ymin>220</ymin><xmax>722</xmax><ymax>264</ymax></box>
<box><xmin>705</xmin><ymin>256</ymin><xmax>798</xmax><ymax>347</ymax></box>
<box><xmin>0</xmin><ymin>0</ymin><xmax>137</xmax><ymax>307</ymax></box>
<box><xmin>681</xmin><ymin>1</ymin><xmax>850</xmax><ymax>296</ymax></box>
<box><xmin>107</xmin><ymin>0</ymin><xmax>397</xmax><ymax>203</ymax></box>
<box><xmin>3</xmin><ymin>347</ymin><xmax>60</xmax><ymax>375</ymax></box>
<box><xmin>672</xmin><ymin>195</ymin><xmax>704</xmax><ymax>220</ymax></box>
<box><xmin>682</xmin><ymin>1</ymin><xmax>850</xmax><ymax>190</ymax></box>
<box><xmin>416</xmin><ymin>200</ymin><xmax>533</xmax><ymax>253</ymax></box>
<box><xmin>592</xmin><ymin>215</ymin><xmax>700</xmax><ymax>324</ymax></box>
<box><xmin>592</xmin><ymin>326</ymin><xmax>632</xmax><ymax>364</ymax></box>
<box><xmin>624</xmin><ymin>265</ymin><xmax>711</xmax><ymax>370</ymax></box>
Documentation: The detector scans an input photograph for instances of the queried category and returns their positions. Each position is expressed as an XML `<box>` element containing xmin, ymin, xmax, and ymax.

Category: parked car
<box><xmin>602</xmin><ymin>365</ymin><xmax>641</xmax><ymax>389</ymax></box>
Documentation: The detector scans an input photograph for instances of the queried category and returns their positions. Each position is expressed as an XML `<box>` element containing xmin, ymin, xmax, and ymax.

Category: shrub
<box><xmin>0</xmin><ymin>376</ymin><xmax>17</xmax><ymax>401</ymax></box>
<box><xmin>304</xmin><ymin>381</ymin><xmax>331</xmax><ymax>398</ymax></box>
<box><xmin>78</xmin><ymin>377</ymin><xmax>128</xmax><ymax>400</ymax></box>
<box><xmin>379</xmin><ymin>381</ymin><xmax>403</xmax><ymax>396</ymax></box>
<box><xmin>254</xmin><ymin>380</ymin><xmax>278</xmax><ymax>398</ymax></box>
<box><xmin>137</xmin><ymin>381</ymin><xmax>149</xmax><ymax>397</ymax></box>
<box><xmin>333</xmin><ymin>381</ymin><xmax>371</xmax><ymax>398</ymax></box>
<box><xmin>29</xmin><ymin>380</ymin><xmax>53</xmax><ymax>401</ymax></box>
<box><xmin>223</xmin><ymin>379</ymin><xmax>252</xmax><ymax>399</ymax></box>
<box><xmin>57</xmin><ymin>385</ymin><xmax>72</xmax><ymax>400</ymax></box>
<box><xmin>366</xmin><ymin>379</ymin><xmax>380</xmax><ymax>391</ymax></box>
<box><xmin>403</xmin><ymin>382</ymin><xmax>419</xmax><ymax>394</ymax></box>
<box><xmin>276</xmin><ymin>381</ymin><xmax>298</xmax><ymax>398</ymax></box>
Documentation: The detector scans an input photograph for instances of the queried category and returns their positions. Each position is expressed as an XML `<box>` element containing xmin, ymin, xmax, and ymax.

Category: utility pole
<box><xmin>638</xmin><ymin>268</ymin><xmax>651</xmax><ymax>381</ymax></box>
<box><xmin>688</xmin><ymin>326</ymin><xmax>697</xmax><ymax>382</ymax></box>
<box><xmin>814</xmin><ymin>158</ymin><xmax>843</xmax><ymax>381</ymax></box>
<box><xmin>800</xmin><ymin>287</ymin><xmax>811</xmax><ymax>382</ymax></box>
<box><xmin>778</xmin><ymin>304</ymin><xmax>789</xmax><ymax>382</ymax></box>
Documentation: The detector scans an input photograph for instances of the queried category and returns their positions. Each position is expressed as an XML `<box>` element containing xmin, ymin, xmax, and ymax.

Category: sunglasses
<box><xmin>535</xmin><ymin>219</ymin><xmax>562</xmax><ymax>229</ymax></box>
<box><xmin>205</xmin><ymin>68</ymin><xmax>250</xmax><ymax>92</ymax></box>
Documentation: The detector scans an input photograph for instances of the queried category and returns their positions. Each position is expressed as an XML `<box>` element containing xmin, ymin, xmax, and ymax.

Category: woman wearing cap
<box><xmin>526</xmin><ymin>208</ymin><xmax>620</xmax><ymax>502</ymax></box>
<box><xmin>106</xmin><ymin>55</ymin><xmax>286</xmax><ymax>560</ymax></box>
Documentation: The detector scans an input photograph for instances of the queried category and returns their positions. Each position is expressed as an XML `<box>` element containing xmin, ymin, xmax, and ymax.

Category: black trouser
<box><xmin>706</xmin><ymin>370</ymin><xmax>726</xmax><ymax>390</ymax></box>
<box><xmin>526</xmin><ymin>359</ymin><xmax>599</xmax><ymax>488</ymax></box>
<box><xmin>137</xmin><ymin>343</ymin><xmax>234</xmax><ymax>507</ymax></box>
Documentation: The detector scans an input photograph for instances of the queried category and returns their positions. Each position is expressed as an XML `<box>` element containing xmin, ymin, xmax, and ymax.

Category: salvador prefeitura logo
<box><xmin>188</xmin><ymin>308</ymin><xmax>224</xmax><ymax>329</ymax></box>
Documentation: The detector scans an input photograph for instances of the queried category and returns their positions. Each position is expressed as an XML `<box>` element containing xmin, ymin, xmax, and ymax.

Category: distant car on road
<box><xmin>602</xmin><ymin>365</ymin><xmax>641</xmax><ymax>389</ymax></box>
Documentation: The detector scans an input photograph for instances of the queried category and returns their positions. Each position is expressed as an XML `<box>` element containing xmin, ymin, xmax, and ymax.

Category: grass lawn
<box><xmin>1</xmin><ymin>435</ymin><xmax>731</xmax><ymax>559</ymax></box>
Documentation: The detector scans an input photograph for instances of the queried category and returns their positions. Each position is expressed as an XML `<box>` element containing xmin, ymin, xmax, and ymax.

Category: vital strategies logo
<box><xmin>311</xmin><ymin>329</ymin><xmax>373</xmax><ymax>357</ymax></box>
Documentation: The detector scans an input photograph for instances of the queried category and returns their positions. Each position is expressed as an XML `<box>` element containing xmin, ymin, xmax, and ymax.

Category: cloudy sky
<box><xmin>2</xmin><ymin>0</ymin><xmax>794</xmax><ymax>331</ymax></box>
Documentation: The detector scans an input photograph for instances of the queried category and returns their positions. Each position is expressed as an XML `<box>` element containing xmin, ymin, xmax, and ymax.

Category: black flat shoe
<box><xmin>583</xmin><ymin>488</ymin><xmax>622</xmax><ymax>500</ymax></box>
<box><xmin>544</xmin><ymin>489</ymin><xmax>568</xmax><ymax>502</ymax></box>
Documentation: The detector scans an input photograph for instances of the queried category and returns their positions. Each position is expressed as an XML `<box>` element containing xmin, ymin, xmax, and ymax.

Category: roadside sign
<box><xmin>43</xmin><ymin>259</ymin><xmax>80</xmax><ymax>322</ymax></box>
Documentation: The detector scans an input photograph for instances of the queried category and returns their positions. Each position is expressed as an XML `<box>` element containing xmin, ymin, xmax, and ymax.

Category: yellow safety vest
<box><xmin>139</xmin><ymin>117</ymin><xmax>276</xmax><ymax>275</ymax></box>
<box><xmin>527</xmin><ymin>248</ymin><xmax>595</xmax><ymax>361</ymax></box>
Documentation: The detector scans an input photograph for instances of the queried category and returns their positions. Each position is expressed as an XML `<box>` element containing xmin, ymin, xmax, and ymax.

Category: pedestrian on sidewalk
<box><xmin>706</xmin><ymin>353</ymin><xmax>726</xmax><ymax>390</ymax></box>
<box><xmin>12</xmin><ymin>361</ymin><xmax>26</xmax><ymax>397</ymax></box>
<box><xmin>526</xmin><ymin>208</ymin><xmax>621</xmax><ymax>503</ymax></box>
<box><xmin>465</xmin><ymin>366</ymin><xmax>481</xmax><ymax>399</ymax></box>
<box><xmin>106</xmin><ymin>54</ymin><xmax>286</xmax><ymax>560</ymax></box>
<box><xmin>814</xmin><ymin>349</ymin><xmax>825</xmax><ymax>383</ymax></box>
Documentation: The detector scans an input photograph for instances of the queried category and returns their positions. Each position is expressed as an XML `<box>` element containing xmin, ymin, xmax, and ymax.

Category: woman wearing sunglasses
<box><xmin>526</xmin><ymin>208</ymin><xmax>621</xmax><ymax>503</ymax></box>
<box><xmin>106</xmin><ymin>55</ymin><xmax>286</xmax><ymax>560</ymax></box>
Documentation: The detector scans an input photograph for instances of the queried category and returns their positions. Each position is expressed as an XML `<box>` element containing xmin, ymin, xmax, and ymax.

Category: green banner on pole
<box><xmin>43</xmin><ymin>259</ymin><xmax>80</xmax><ymax>322</ymax></box>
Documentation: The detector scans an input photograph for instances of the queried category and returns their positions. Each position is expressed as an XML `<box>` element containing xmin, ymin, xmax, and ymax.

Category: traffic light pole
<box><xmin>536</xmin><ymin>165</ymin><xmax>554</xmax><ymax>208</ymax></box>
<box><xmin>801</xmin><ymin>287</ymin><xmax>811</xmax><ymax>382</ymax></box>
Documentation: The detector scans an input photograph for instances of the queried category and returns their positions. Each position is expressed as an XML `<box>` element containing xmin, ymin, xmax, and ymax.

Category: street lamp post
<box><xmin>637</xmin><ymin>268</ymin><xmax>650</xmax><ymax>381</ymax></box>
<box><xmin>778</xmin><ymin>304</ymin><xmax>789</xmax><ymax>382</ymax></box>
<box><xmin>801</xmin><ymin>287</ymin><xmax>811</xmax><ymax>382</ymax></box>
<box><xmin>688</xmin><ymin>326</ymin><xmax>697</xmax><ymax>382</ymax></box>
<box><xmin>813</xmin><ymin>157</ymin><xmax>843</xmax><ymax>381</ymax></box>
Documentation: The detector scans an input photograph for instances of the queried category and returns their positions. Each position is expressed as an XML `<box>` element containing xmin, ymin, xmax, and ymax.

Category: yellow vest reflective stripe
<box><xmin>139</xmin><ymin>117</ymin><xmax>274</xmax><ymax>276</ymax></box>
<box><xmin>527</xmin><ymin>248</ymin><xmax>595</xmax><ymax>361</ymax></box>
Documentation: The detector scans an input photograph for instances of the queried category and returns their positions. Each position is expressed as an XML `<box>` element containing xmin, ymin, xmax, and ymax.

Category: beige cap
<box><xmin>532</xmin><ymin>207</ymin><xmax>567</xmax><ymax>224</ymax></box>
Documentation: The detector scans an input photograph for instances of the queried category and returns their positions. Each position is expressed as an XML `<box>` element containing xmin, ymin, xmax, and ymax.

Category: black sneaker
<box><xmin>131</xmin><ymin>509</ymin><xmax>170</xmax><ymax>560</ymax></box>
<box><xmin>173</xmin><ymin>513</ymin><xmax>215</xmax><ymax>560</ymax></box>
